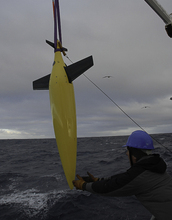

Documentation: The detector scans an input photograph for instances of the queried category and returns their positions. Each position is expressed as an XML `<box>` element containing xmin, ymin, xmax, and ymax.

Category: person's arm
<box><xmin>73</xmin><ymin>166</ymin><xmax>145</xmax><ymax>197</ymax></box>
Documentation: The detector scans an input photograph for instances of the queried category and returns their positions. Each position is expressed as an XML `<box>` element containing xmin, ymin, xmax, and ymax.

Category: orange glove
<box><xmin>72</xmin><ymin>175</ymin><xmax>86</xmax><ymax>190</ymax></box>
<box><xmin>82</xmin><ymin>172</ymin><xmax>99</xmax><ymax>182</ymax></box>
<box><xmin>87</xmin><ymin>172</ymin><xmax>99</xmax><ymax>182</ymax></box>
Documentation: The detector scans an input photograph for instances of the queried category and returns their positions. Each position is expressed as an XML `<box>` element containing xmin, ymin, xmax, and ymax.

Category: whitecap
<box><xmin>0</xmin><ymin>188</ymin><xmax>68</xmax><ymax>217</ymax></box>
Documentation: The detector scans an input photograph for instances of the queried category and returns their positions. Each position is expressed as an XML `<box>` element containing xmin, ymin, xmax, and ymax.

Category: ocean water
<box><xmin>0</xmin><ymin>134</ymin><xmax>172</xmax><ymax>220</ymax></box>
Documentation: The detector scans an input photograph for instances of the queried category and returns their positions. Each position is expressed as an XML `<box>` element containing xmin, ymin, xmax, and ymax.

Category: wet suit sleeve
<box><xmin>83</xmin><ymin>166</ymin><xmax>145</xmax><ymax>197</ymax></box>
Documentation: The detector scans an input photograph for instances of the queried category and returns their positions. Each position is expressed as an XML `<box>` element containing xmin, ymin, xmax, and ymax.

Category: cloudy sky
<box><xmin>1</xmin><ymin>0</ymin><xmax>172</xmax><ymax>139</ymax></box>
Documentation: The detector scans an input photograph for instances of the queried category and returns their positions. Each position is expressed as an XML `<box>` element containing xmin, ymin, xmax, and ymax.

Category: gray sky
<box><xmin>1</xmin><ymin>0</ymin><xmax>172</xmax><ymax>139</ymax></box>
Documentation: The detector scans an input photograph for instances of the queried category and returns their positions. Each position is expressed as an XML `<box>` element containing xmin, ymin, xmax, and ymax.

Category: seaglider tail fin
<box><xmin>65</xmin><ymin>56</ymin><xmax>93</xmax><ymax>83</ymax></box>
<box><xmin>33</xmin><ymin>74</ymin><xmax>50</xmax><ymax>90</ymax></box>
<box><xmin>46</xmin><ymin>40</ymin><xmax>68</xmax><ymax>51</ymax></box>
<box><xmin>32</xmin><ymin>56</ymin><xmax>94</xmax><ymax>90</ymax></box>
<box><xmin>46</xmin><ymin>40</ymin><xmax>55</xmax><ymax>49</ymax></box>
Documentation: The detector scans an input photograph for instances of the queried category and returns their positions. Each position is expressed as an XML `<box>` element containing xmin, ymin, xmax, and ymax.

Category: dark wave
<box><xmin>1</xmin><ymin>134</ymin><xmax>172</xmax><ymax>220</ymax></box>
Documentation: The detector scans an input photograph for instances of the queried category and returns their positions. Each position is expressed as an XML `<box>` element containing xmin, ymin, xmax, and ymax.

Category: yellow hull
<box><xmin>49</xmin><ymin>50</ymin><xmax>77</xmax><ymax>189</ymax></box>
<box><xmin>33</xmin><ymin>40</ymin><xmax>93</xmax><ymax>189</ymax></box>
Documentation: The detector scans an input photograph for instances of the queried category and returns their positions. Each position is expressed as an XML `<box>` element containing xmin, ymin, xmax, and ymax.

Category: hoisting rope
<box><xmin>66</xmin><ymin>55</ymin><xmax>172</xmax><ymax>153</ymax></box>
<box><xmin>53</xmin><ymin>0</ymin><xmax>65</xmax><ymax>54</ymax></box>
<box><xmin>82</xmin><ymin>73</ymin><xmax>172</xmax><ymax>153</ymax></box>
<box><xmin>56</xmin><ymin>0</ymin><xmax>62</xmax><ymax>44</ymax></box>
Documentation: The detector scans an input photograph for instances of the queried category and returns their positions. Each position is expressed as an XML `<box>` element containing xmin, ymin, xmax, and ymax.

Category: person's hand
<box><xmin>82</xmin><ymin>172</ymin><xmax>99</xmax><ymax>182</ymax></box>
<box><xmin>72</xmin><ymin>175</ymin><xmax>85</xmax><ymax>190</ymax></box>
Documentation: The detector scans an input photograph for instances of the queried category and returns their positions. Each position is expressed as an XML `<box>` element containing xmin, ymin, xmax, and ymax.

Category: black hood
<box><xmin>134</xmin><ymin>154</ymin><xmax>167</xmax><ymax>174</ymax></box>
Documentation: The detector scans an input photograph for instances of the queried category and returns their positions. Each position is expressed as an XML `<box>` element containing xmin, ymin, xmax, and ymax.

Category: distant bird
<box><xmin>170</xmin><ymin>97</ymin><xmax>172</xmax><ymax>100</ymax></box>
<box><xmin>103</xmin><ymin>76</ymin><xmax>113</xmax><ymax>78</ymax></box>
<box><xmin>141</xmin><ymin>106</ymin><xmax>150</xmax><ymax>109</ymax></box>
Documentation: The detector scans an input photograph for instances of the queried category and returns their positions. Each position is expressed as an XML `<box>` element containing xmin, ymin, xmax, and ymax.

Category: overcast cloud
<box><xmin>0</xmin><ymin>0</ymin><xmax>172</xmax><ymax>139</ymax></box>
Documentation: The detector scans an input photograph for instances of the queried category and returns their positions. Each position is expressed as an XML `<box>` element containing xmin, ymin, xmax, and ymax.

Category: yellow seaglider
<box><xmin>49</xmin><ymin>42</ymin><xmax>77</xmax><ymax>189</ymax></box>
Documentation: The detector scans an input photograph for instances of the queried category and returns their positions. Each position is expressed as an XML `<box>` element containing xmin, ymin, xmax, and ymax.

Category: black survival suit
<box><xmin>83</xmin><ymin>154</ymin><xmax>172</xmax><ymax>220</ymax></box>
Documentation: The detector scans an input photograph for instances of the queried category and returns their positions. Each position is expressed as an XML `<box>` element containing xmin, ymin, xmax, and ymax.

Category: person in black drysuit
<box><xmin>73</xmin><ymin>130</ymin><xmax>172</xmax><ymax>220</ymax></box>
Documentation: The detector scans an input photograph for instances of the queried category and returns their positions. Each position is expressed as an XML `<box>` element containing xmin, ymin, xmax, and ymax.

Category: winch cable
<box><xmin>65</xmin><ymin>56</ymin><xmax>172</xmax><ymax>154</ymax></box>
